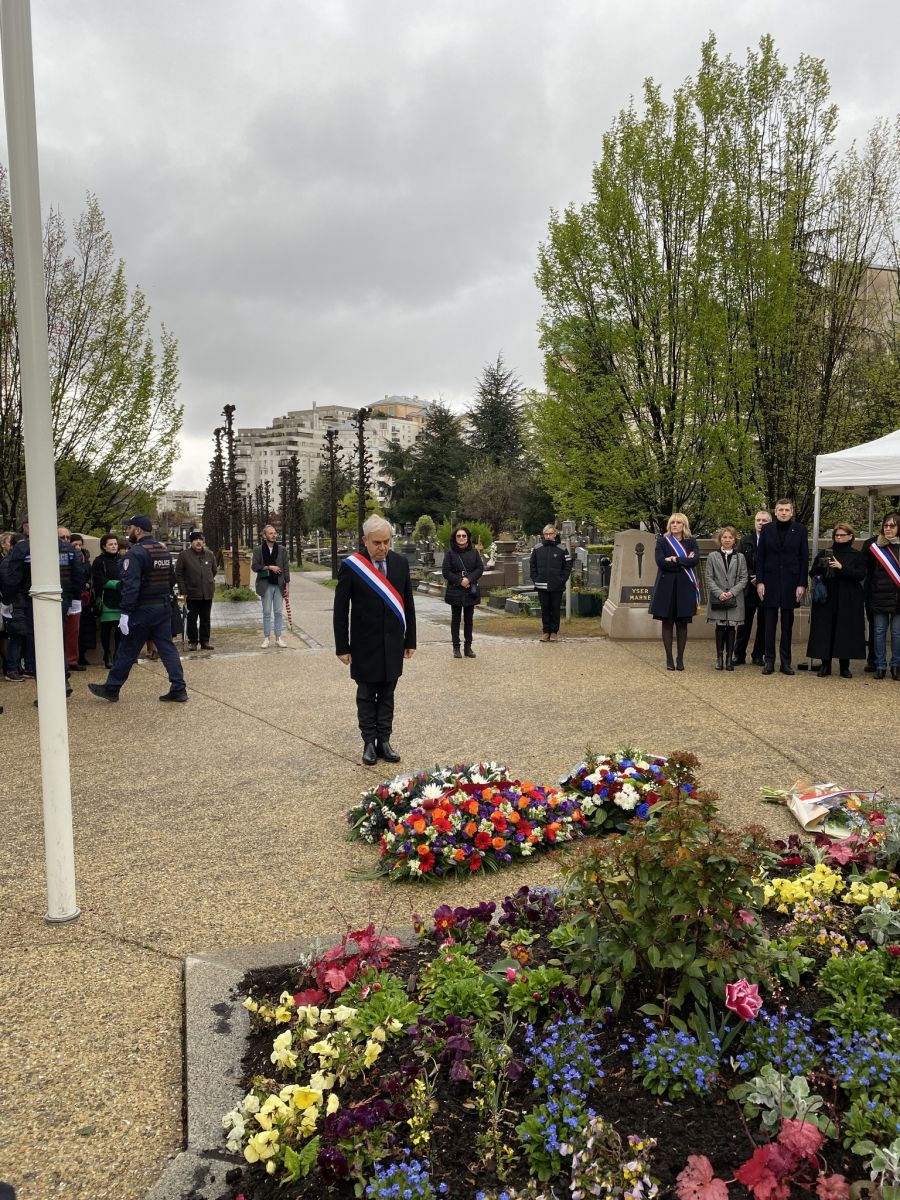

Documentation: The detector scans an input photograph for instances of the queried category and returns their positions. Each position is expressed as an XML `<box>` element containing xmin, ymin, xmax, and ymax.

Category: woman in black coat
<box><xmin>648</xmin><ymin>512</ymin><xmax>700</xmax><ymax>671</ymax></box>
<box><xmin>441</xmin><ymin>527</ymin><xmax>484</xmax><ymax>659</ymax></box>
<box><xmin>806</xmin><ymin>522</ymin><xmax>866</xmax><ymax>678</ymax></box>
<box><xmin>92</xmin><ymin>534</ymin><xmax>123</xmax><ymax>668</ymax></box>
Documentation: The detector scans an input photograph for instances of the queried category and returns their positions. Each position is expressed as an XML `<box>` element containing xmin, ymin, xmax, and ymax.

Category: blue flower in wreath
<box><xmin>581</xmin><ymin>780</ymin><xmax>593</xmax><ymax>793</ymax></box>
<box><xmin>636</xmin><ymin>802</ymin><xmax>650</xmax><ymax>820</ymax></box>
<box><xmin>599</xmin><ymin>788</ymin><xmax>608</xmax><ymax>798</ymax></box>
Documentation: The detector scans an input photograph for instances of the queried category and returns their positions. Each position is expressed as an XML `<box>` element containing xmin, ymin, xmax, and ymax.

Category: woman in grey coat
<box><xmin>705</xmin><ymin>526</ymin><xmax>748</xmax><ymax>671</ymax></box>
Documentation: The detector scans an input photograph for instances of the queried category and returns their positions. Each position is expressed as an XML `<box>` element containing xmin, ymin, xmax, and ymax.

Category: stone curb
<box><xmin>145</xmin><ymin>928</ymin><xmax>414</xmax><ymax>1200</ymax></box>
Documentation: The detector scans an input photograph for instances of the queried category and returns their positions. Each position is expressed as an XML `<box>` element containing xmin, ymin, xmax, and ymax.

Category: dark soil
<box><xmin>206</xmin><ymin>914</ymin><xmax>883</xmax><ymax>1200</ymax></box>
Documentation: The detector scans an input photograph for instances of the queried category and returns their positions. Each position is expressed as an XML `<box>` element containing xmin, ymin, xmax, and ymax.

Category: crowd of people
<box><xmin>649</xmin><ymin>502</ymin><xmax>900</xmax><ymax>678</ymax></box>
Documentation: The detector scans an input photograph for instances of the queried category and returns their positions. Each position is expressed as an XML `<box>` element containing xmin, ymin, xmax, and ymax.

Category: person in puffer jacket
<box><xmin>529</xmin><ymin>525</ymin><xmax>571</xmax><ymax>642</ymax></box>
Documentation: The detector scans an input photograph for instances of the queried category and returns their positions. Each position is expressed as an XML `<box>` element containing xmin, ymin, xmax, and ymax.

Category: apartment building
<box><xmin>234</xmin><ymin>396</ymin><xmax>431</xmax><ymax>499</ymax></box>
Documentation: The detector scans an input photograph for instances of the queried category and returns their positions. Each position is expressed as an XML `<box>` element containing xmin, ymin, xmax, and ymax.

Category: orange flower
<box><xmin>528</xmin><ymin>832</ymin><xmax>539</xmax><ymax>843</ymax></box>
<box><xmin>517</xmin><ymin>796</ymin><xmax>530</xmax><ymax>810</ymax></box>
<box><xmin>482</xmin><ymin>788</ymin><xmax>494</xmax><ymax>801</ymax></box>
<box><xmin>507</xmin><ymin>811</ymin><xmax>521</xmax><ymax>824</ymax></box>
<box><xmin>491</xmin><ymin>836</ymin><xmax>506</xmax><ymax>850</ymax></box>
<box><xmin>453</xmin><ymin>848</ymin><xmax>466</xmax><ymax>861</ymax></box>
<box><xmin>521</xmin><ymin>780</ymin><xmax>534</xmax><ymax>791</ymax></box>
<box><xmin>412</xmin><ymin>818</ymin><xmax>427</xmax><ymax>833</ymax></box>
<box><xmin>433</xmin><ymin>807</ymin><xmax>447</xmax><ymax>821</ymax></box>
<box><xmin>465</xmin><ymin>821</ymin><xmax>477</xmax><ymax>837</ymax></box>
<box><xmin>394</xmin><ymin>823</ymin><xmax>405</xmax><ymax>835</ymax></box>
<box><xmin>417</xmin><ymin>844</ymin><xmax>431</xmax><ymax>857</ymax></box>
<box><xmin>466</xmin><ymin>800</ymin><xmax>479</xmax><ymax>815</ymax></box>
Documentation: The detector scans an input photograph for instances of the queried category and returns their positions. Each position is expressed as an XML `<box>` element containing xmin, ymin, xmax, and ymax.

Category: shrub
<box><xmin>559</xmin><ymin>754</ymin><xmax>777</xmax><ymax>1013</ymax></box>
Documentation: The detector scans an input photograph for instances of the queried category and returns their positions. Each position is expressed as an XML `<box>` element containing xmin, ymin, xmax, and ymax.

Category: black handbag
<box><xmin>454</xmin><ymin>550</ymin><xmax>480</xmax><ymax>603</ymax></box>
<box><xmin>710</xmin><ymin>594</ymin><xmax>737</xmax><ymax>610</ymax></box>
<box><xmin>812</xmin><ymin>576</ymin><xmax>829</xmax><ymax>604</ymax></box>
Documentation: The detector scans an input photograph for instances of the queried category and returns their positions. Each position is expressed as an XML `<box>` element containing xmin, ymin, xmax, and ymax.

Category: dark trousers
<box><xmin>450</xmin><ymin>604</ymin><xmax>474</xmax><ymax>647</ymax></box>
<box><xmin>734</xmin><ymin>586</ymin><xmax>765</xmax><ymax>662</ymax></box>
<box><xmin>538</xmin><ymin>589</ymin><xmax>563</xmax><ymax>633</ymax></box>
<box><xmin>106</xmin><ymin>603</ymin><xmax>185</xmax><ymax>695</ymax></box>
<box><xmin>186</xmin><ymin>599</ymin><xmax>212</xmax><ymax>645</ymax></box>
<box><xmin>355</xmin><ymin>679</ymin><xmax>397</xmax><ymax>743</ymax></box>
<box><xmin>22</xmin><ymin>602</ymin><xmax>67</xmax><ymax>678</ymax></box>
<box><xmin>99</xmin><ymin>621</ymin><xmax>121</xmax><ymax>664</ymax></box>
<box><xmin>865</xmin><ymin>600</ymin><xmax>876</xmax><ymax>667</ymax></box>
<box><xmin>764</xmin><ymin>606</ymin><xmax>795</xmax><ymax>666</ymax></box>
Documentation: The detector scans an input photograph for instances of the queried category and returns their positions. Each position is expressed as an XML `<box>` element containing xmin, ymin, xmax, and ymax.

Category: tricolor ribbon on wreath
<box><xmin>868</xmin><ymin>542</ymin><xmax>900</xmax><ymax>588</ymax></box>
<box><xmin>344</xmin><ymin>552</ymin><xmax>407</xmax><ymax>631</ymax></box>
<box><xmin>664</xmin><ymin>533</ymin><xmax>701</xmax><ymax>607</ymax></box>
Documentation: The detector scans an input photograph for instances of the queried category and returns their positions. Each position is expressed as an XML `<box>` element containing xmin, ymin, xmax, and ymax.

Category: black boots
<box><xmin>464</xmin><ymin>646</ymin><xmax>476</xmax><ymax>658</ymax></box>
<box><xmin>453</xmin><ymin>646</ymin><xmax>462</xmax><ymax>658</ymax></box>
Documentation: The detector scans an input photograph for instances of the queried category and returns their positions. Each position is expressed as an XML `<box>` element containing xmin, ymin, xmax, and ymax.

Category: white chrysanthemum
<box><xmin>421</xmin><ymin>783</ymin><xmax>447</xmax><ymax>801</ymax></box>
<box><xmin>614</xmin><ymin>783</ymin><xmax>641</xmax><ymax>811</ymax></box>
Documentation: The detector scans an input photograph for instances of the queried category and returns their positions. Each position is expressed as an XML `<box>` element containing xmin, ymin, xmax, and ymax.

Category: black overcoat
<box><xmin>648</xmin><ymin>535</ymin><xmax>700</xmax><ymax>621</ymax></box>
<box><xmin>866</xmin><ymin>539</ymin><xmax>900</xmax><ymax>614</ymax></box>
<box><xmin>333</xmin><ymin>550</ymin><xmax>417</xmax><ymax>682</ymax></box>
<box><xmin>756</xmin><ymin>520</ymin><xmax>809</xmax><ymax>609</ymax></box>
<box><xmin>806</xmin><ymin>543</ymin><xmax>867</xmax><ymax>659</ymax></box>
<box><xmin>442</xmin><ymin>546</ymin><xmax>484</xmax><ymax>607</ymax></box>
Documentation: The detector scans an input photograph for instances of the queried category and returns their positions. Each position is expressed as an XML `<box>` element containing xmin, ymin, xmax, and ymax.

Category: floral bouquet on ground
<box><xmin>348</xmin><ymin>763</ymin><xmax>510</xmax><ymax>845</ymax></box>
<box><xmin>370</xmin><ymin>773</ymin><xmax>587</xmax><ymax>881</ymax></box>
<box><xmin>558</xmin><ymin>748</ymin><xmax>673</xmax><ymax>834</ymax></box>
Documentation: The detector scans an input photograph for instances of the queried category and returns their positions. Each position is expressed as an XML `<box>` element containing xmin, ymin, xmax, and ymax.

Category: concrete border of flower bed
<box><xmin>145</xmin><ymin>928</ymin><xmax>414</xmax><ymax>1200</ymax></box>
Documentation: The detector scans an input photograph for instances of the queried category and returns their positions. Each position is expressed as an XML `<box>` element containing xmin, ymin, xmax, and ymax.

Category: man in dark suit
<box><xmin>733</xmin><ymin>510</ymin><xmax>771</xmax><ymax>666</ymax></box>
<box><xmin>333</xmin><ymin>516</ymin><xmax>417</xmax><ymax>765</ymax></box>
<box><xmin>755</xmin><ymin>498</ymin><xmax>809</xmax><ymax>675</ymax></box>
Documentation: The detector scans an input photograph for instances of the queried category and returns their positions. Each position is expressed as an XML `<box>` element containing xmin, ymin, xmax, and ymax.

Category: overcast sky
<box><xmin>2</xmin><ymin>0</ymin><xmax>899</xmax><ymax>488</ymax></box>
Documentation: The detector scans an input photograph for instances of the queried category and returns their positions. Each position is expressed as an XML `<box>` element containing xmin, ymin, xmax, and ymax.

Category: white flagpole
<box><xmin>1</xmin><ymin>0</ymin><xmax>79</xmax><ymax>922</ymax></box>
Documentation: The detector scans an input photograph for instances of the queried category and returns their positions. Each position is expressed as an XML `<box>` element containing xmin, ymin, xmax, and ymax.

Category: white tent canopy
<box><xmin>814</xmin><ymin>429</ymin><xmax>900</xmax><ymax>494</ymax></box>
<box><xmin>811</xmin><ymin>428</ymin><xmax>900</xmax><ymax>569</ymax></box>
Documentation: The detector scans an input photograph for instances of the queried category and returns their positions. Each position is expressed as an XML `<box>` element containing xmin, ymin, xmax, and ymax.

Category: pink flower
<box><xmin>735</xmin><ymin>1146</ymin><xmax>783</xmax><ymax>1200</ymax></box>
<box><xmin>675</xmin><ymin>1155</ymin><xmax>730</xmax><ymax>1200</ymax></box>
<box><xmin>816</xmin><ymin>1176</ymin><xmax>849</xmax><ymax>1200</ymax></box>
<box><xmin>725</xmin><ymin>979</ymin><xmax>763</xmax><ymax>1021</ymax></box>
<box><xmin>778</xmin><ymin>1119</ymin><xmax>824</xmax><ymax>1161</ymax></box>
<box><xmin>887</xmin><ymin>945</ymin><xmax>900</xmax><ymax>957</ymax></box>
<box><xmin>736</xmin><ymin>910</ymin><xmax>756</xmax><ymax>926</ymax></box>
<box><xmin>825</xmin><ymin>842</ymin><xmax>855</xmax><ymax>865</ymax></box>
<box><xmin>506</xmin><ymin>968</ymin><xmax>518</xmax><ymax>982</ymax></box>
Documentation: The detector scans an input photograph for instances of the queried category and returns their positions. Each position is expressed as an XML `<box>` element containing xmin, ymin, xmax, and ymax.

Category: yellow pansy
<box><xmin>326</xmin><ymin>1092</ymin><xmax>340</xmax><ymax>1115</ymax></box>
<box><xmin>244</xmin><ymin>1129</ymin><xmax>278</xmax><ymax>1163</ymax></box>
<box><xmin>309</xmin><ymin>1070</ymin><xmax>336</xmax><ymax>1091</ymax></box>
<box><xmin>270</xmin><ymin>1030</ymin><xmax>297</xmax><ymax>1071</ymax></box>
<box><xmin>363</xmin><ymin>1039</ymin><xmax>383</xmax><ymax>1068</ymax></box>
<box><xmin>290</xmin><ymin>1087</ymin><xmax>323</xmax><ymax>1112</ymax></box>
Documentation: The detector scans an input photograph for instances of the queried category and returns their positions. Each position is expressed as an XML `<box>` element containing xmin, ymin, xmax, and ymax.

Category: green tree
<box><xmin>467</xmin><ymin>353</ymin><xmax>525</xmax><ymax>466</ymax></box>
<box><xmin>532</xmin><ymin>36</ymin><xmax>900</xmax><ymax>530</ymax></box>
<box><xmin>377</xmin><ymin>438</ymin><xmax>415</xmax><ymax>522</ymax></box>
<box><xmin>305</xmin><ymin>459</ymin><xmax>352</xmax><ymax>531</ymax></box>
<box><xmin>383</xmin><ymin>402</ymin><xmax>469</xmax><ymax>525</ymax></box>
<box><xmin>336</xmin><ymin>489</ymin><xmax>380</xmax><ymax>535</ymax></box>
<box><xmin>0</xmin><ymin>169</ymin><xmax>182</xmax><ymax>530</ymax></box>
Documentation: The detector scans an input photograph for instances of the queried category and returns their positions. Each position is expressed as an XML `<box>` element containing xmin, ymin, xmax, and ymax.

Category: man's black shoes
<box><xmin>761</xmin><ymin>662</ymin><xmax>775</xmax><ymax>675</ymax></box>
<box><xmin>779</xmin><ymin>665</ymin><xmax>796</xmax><ymax>676</ymax></box>
<box><xmin>362</xmin><ymin>741</ymin><xmax>378</xmax><ymax>766</ymax></box>
<box><xmin>751</xmin><ymin>657</ymin><xmax>765</xmax><ymax>666</ymax></box>
<box><xmin>377</xmin><ymin>740</ymin><xmax>401</xmax><ymax>763</ymax></box>
<box><xmin>159</xmin><ymin>690</ymin><xmax>188</xmax><ymax>702</ymax></box>
<box><xmin>88</xmin><ymin>683</ymin><xmax>118</xmax><ymax>702</ymax></box>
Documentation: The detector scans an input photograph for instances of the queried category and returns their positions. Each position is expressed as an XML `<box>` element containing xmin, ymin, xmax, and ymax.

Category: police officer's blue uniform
<box><xmin>102</xmin><ymin>534</ymin><xmax>187</xmax><ymax>699</ymax></box>
<box><xmin>0</xmin><ymin>535</ymin><xmax>86</xmax><ymax>679</ymax></box>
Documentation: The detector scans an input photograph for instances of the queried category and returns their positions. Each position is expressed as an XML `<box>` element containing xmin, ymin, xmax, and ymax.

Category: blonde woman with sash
<box><xmin>649</xmin><ymin>513</ymin><xmax>700</xmax><ymax>671</ymax></box>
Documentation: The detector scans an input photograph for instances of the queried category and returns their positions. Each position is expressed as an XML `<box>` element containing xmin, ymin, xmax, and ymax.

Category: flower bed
<box><xmin>348</xmin><ymin>764</ymin><xmax>586</xmax><ymax>880</ymax></box>
<box><xmin>219</xmin><ymin>757</ymin><xmax>900</xmax><ymax>1200</ymax></box>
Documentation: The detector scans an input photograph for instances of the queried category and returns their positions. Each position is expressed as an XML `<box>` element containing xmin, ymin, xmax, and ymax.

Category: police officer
<box><xmin>0</xmin><ymin>521</ymin><xmax>85</xmax><ymax>691</ymax></box>
<box><xmin>88</xmin><ymin>516</ymin><xmax>188</xmax><ymax>703</ymax></box>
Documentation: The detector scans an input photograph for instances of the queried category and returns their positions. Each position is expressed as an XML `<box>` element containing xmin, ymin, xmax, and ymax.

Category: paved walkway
<box><xmin>1</xmin><ymin>570</ymin><xmax>897</xmax><ymax>1199</ymax></box>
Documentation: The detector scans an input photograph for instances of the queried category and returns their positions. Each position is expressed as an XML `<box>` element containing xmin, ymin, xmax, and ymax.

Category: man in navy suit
<box><xmin>755</xmin><ymin>498</ymin><xmax>809</xmax><ymax>675</ymax></box>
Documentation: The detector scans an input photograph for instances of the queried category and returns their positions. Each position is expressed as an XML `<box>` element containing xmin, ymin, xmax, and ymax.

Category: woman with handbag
<box><xmin>441</xmin><ymin>527</ymin><xmax>484</xmax><ymax>659</ymax></box>
<box><xmin>705</xmin><ymin>526</ymin><xmax>748</xmax><ymax>671</ymax></box>
<box><xmin>648</xmin><ymin>513</ymin><xmax>701</xmax><ymax>671</ymax></box>
<box><xmin>806</xmin><ymin>522</ymin><xmax>866</xmax><ymax>677</ymax></box>
<box><xmin>92</xmin><ymin>534</ymin><xmax>123</xmax><ymax>668</ymax></box>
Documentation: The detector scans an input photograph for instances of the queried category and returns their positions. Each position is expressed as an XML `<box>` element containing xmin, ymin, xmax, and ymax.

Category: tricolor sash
<box><xmin>869</xmin><ymin>542</ymin><xmax>900</xmax><ymax>589</ymax></box>
<box><xmin>665</xmin><ymin>534</ymin><xmax>701</xmax><ymax>605</ymax></box>
<box><xmin>345</xmin><ymin>553</ymin><xmax>406</xmax><ymax>631</ymax></box>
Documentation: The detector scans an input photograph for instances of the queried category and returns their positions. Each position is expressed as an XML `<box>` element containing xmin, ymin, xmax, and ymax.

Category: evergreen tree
<box><xmin>467</xmin><ymin>353</ymin><xmax>525</xmax><ymax>467</ymax></box>
<box><xmin>392</xmin><ymin>402</ymin><xmax>469</xmax><ymax>525</ymax></box>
